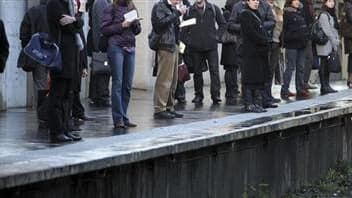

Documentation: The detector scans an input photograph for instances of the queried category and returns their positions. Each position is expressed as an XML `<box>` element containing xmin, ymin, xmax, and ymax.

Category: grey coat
<box><xmin>316</xmin><ymin>12</ymin><xmax>340</xmax><ymax>56</ymax></box>
<box><xmin>92</xmin><ymin>0</ymin><xmax>111</xmax><ymax>51</ymax></box>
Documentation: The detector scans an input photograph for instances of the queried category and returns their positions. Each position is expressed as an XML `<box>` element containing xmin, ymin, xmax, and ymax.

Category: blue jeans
<box><xmin>281</xmin><ymin>48</ymin><xmax>306</xmax><ymax>94</ymax></box>
<box><xmin>107</xmin><ymin>45</ymin><xmax>135</xmax><ymax>124</ymax></box>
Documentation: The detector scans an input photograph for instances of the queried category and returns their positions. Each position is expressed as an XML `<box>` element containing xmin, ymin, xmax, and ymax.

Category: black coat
<box><xmin>183</xmin><ymin>2</ymin><xmax>226</xmax><ymax>52</ymax></box>
<box><xmin>47</xmin><ymin>0</ymin><xmax>84</xmax><ymax>79</ymax></box>
<box><xmin>221</xmin><ymin>6</ymin><xmax>238</xmax><ymax>68</ymax></box>
<box><xmin>151</xmin><ymin>0</ymin><xmax>181</xmax><ymax>53</ymax></box>
<box><xmin>344</xmin><ymin>1</ymin><xmax>352</xmax><ymax>54</ymax></box>
<box><xmin>239</xmin><ymin>9</ymin><xmax>270</xmax><ymax>87</ymax></box>
<box><xmin>19</xmin><ymin>0</ymin><xmax>49</xmax><ymax>70</ymax></box>
<box><xmin>282</xmin><ymin>7</ymin><xmax>309</xmax><ymax>49</ymax></box>
<box><xmin>0</xmin><ymin>19</ymin><xmax>9</xmax><ymax>73</ymax></box>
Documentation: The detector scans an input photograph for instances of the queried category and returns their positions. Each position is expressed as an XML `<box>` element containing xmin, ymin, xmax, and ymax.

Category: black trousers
<box><xmin>224</xmin><ymin>65</ymin><xmax>239</xmax><ymax>99</ymax></box>
<box><xmin>348</xmin><ymin>54</ymin><xmax>352</xmax><ymax>73</ymax></box>
<box><xmin>192</xmin><ymin>49</ymin><xmax>220</xmax><ymax>99</ymax></box>
<box><xmin>175</xmin><ymin>81</ymin><xmax>186</xmax><ymax>100</ymax></box>
<box><xmin>262</xmin><ymin>43</ymin><xmax>279</xmax><ymax>105</ymax></box>
<box><xmin>48</xmin><ymin>78</ymin><xmax>73</xmax><ymax>135</ymax></box>
<box><xmin>72</xmin><ymin>91</ymin><xmax>85</xmax><ymax>118</ymax></box>
<box><xmin>89</xmin><ymin>71</ymin><xmax>110</xmax><ymax>103</ymax></box>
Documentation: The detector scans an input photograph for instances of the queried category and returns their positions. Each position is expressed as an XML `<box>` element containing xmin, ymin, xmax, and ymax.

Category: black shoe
<box><xmin>176</xmin><ymin>97</ymin><xmax>186</xmax><ymax>104</ymax></box>
<box><xmin>254</xmin><ymin>104</ymin><xmax>267</xmax><ymax>113</ymax></box>
<box><xmin>167</xmin><ymin>110</ymin><xmax>184</xmax><ymax>118</ymax></box>
<box><xmin>271</xmin><ymin>98</ymin><xmax>281</xmax><ymax>103</ymax></box>
<box><xmin>50</xmin><ymin>133</ymin><xmax>73</xmax><ymax>143</ymax></box>
<box><xmin>263</xmin><ymin>103</ymin><xmax>279</xmax><ymax>108</ymax></box>
<box><xmin>64</xmin><ymin>131</ymin><xmax>82</xmax><ymax>141</ymax></box>
<box><xmin>321</xmin><ymin>88</ymin><xmax>337</xmax><ymax>95</ymax></box>
<box><xmin>212</xmin><ymin>97</ymin><xmax>222</xmax><ymax>104</ymax></box>
<box><xmin>125</xmin><ymin>122</ymin><xmax>137</xmax><ymax>127</ymax></box>
<box><xmin>154</xmin><ymin>111</ymin><xmax>175</xmax><ymax>119</ymax></box>
<box><xmin>225</xmin><ymin>98</ymin><xmax>237</xmax><ymax>105</ymax></box>
<box><xmin>191</xmin><ymin>96</ymin><xmax>203</xmax><ymax>104</ymax></box>
<box><xmin>69</xmin><ymin>125</ymin><xmax>82</xmax><ymax>132</ymax></box>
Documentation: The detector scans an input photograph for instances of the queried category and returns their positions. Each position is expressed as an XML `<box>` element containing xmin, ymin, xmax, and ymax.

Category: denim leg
<box><xmin>282</xmin><ymin>49</ymin><xmax>297</xmax><ymax>94</ymax></box>
<box><xmin>108</xmin><ymin>46</ymin><xmax>124</xmax><ymax>124</ymax></box>
<box><xmin>295</xmin><ymin>48</ymin><xmax>306</xmax><ymax>93</ymax></box>
<box><xmin>121</xmin><ymin>50</ymin><xmax>135</xmax><ymax>123</ymax></box>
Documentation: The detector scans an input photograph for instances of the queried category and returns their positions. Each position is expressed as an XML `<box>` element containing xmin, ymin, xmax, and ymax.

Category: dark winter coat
<box><xmin>282</xmin><ymin>7</ymin><xmax>309</xmax><ymax>49</ymax></box>
<box><xmin>101</xmin><ymin>4</ymin><xmax>141</xmax><ymax>48</ymax></box>
<box><xmin>239</xmin><ymin>8</ymin><xmax>270</xmax><ymax>87</ymax></box>
<box><xmin>344</xmin><ymin>1</ymin><xmax>352</xmax><ymax>54</ymax></box>
<box><xmin>92</xmin><ymin>0</ymin><xmax>111</xmax><ymax>51</ymax></box>
<box><xmin>47</xmin><ymin>0</ymin><xmax>84</xmax><ymax>79</ymax></box>
<box><xmin>182</xmin><ymin>2</ymin><xmax>226</xmax><ymax>52</ymax></box>
<box><xmin>228</xmin><ymin>0</ymin><xmax>276</xmax><ymax>39</ymax></box>
<box><xmin>151</xmin><ymin>0</ymin><xmax>181</xmax><ymax>53</ymax></box>
<box><xmin>19</xmin><ymin>0</ymin><xmax>49</xmax><ymax>70</ymax></box>
<box><xmin>0</xmin><ymin>19</ymin><xmax>9</xmax><ymax>73</ymax></box>
<box><xmin>221</xmin><ymin>5</ymin><xmax>238</xmax><ymax>68</ymax></box>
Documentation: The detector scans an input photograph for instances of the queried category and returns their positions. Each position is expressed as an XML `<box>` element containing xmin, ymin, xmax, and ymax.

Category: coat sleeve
<box><xmin>240</xmin><ymin>11</ymin><xmax>268</xmax><ymax>45</ymax></box>
<box><xmin>262</xmin><ymin>2</ymin><xmax>276</xmax><ymax>32</ymax></box>
<box><xmin>0</xmin><ymin>20</ymin><xmax>9</xmax><ymax>73</ymax></box>
<box><xmin>319</xmin><ymin>13</ymin><xmax>339</xmax><ymax>50</ymax></box>
<box><xmin>215</xmin><ymin>5</ymin><xmax>226</xmax><ymax>33</ymax></box>
<box><xmin>100</xmin><ymin>6</ymin><xmax>124</xmax><ymax>36</ymax></box>
<box><xmin>151</xmin><ymin>4</ymin><xmax>180</xmax><ymax>33</ymax></box>
<box><xmin>19</xmin><ymin>10</ymin><xmax>33</xmax><ymax>48</ymax></box>
<box><xmin>47</xmin><ymin>0</ymin><xmax>83</xmax><ymax>34</ymax></box>
<box><xmin>228</xmin><ymin>3</ymin><xmax>241</xmax><ymax>34</ymax></box>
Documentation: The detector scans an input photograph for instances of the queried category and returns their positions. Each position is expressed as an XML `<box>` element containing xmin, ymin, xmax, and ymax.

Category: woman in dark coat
<box><xmin>0</xmin><ymin>19</ymin><xmax>9</xmax><ymax>73</ymax></box>
<box><xmin>221</xmin><ymin>0</ymin><xmax>240</xmax><ymax>105</ymax></box>
<box><xmin>239</xmin><ymin>0</ymin><xmax>270</xmax><ymax>113</ymax></box>
<box><xmin>47</xmin><ymin>0</ymin><xmax>84</xmax><ymax>142</ymax></box>
<box><xmin>344</xmin><ymin>0</ymin><xmax>352</xmax><ymax>88</ymax></box>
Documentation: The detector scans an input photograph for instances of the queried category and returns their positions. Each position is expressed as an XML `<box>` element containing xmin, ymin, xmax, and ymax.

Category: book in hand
<box><xmin>179</xmin><ymin>18</ymin><xmax>196</xmax><ymax>28</ymax></box>
<box><xmin>124</xmin><ymin>10</ymin><xmax>143</xmax><ymax>22</ymax></box>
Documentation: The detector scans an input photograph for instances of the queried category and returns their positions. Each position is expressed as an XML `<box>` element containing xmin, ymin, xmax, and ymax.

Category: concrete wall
<box><xmin>0</xmin><ymin>0</ymin><xmax>28</xmax><ymax>110</ymax></box>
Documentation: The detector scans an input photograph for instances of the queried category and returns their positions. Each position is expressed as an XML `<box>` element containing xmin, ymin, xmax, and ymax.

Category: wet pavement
<box><xmin>0</xmin><ymin>82</ymin><xmax>349</xmax><ymax>157</ymax></box>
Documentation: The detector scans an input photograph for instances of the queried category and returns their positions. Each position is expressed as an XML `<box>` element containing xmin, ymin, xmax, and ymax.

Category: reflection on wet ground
<box><xmin>231</xmin><ymin>100</ymin><xmax>352</xmax><ymax>129</ymax></box>
<box><xmin>0</xmin><ymin>82</ymin><xmax>349</xmax><ymax>157</ymax></box>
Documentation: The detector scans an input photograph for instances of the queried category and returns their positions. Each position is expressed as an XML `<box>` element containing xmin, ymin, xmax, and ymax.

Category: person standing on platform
<box><xmin>344</xmin><ymin>0</ymin><xmax>352</xmax><ymax>88</ymax></box>
<box><xmin>151</xmin><ymin>0</ymin><xmax>187</xmax><ymax>119</ymax></box>
<box><xmin>47</xmin><ymin>0</ymin><xmax>84</xmax><ymax>142</ymax></box>
<box><xmin>101</xmin><ymin>0</ymin><xmax>141</xmax><ymax>128</ymax></box>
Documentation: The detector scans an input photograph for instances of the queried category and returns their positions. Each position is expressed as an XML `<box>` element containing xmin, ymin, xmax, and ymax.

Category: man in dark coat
<box><xmin>19</xmin><ymin>0</ymin><xmax>50</xmax><ymax>125</ymax></box>
<box><xmin>47</xmin><ymin>0</ymin><xmax>84</xmax><ymax>142</ymax></box>
<box><xmin>183</xmin><ymin>0</ymin><xmax>226</xmax><ymax>104</ymax></box>
<box><xmin>0</xmin><ymin>19</ymin><xmax>9</xmax><ymax>74</ymax></box>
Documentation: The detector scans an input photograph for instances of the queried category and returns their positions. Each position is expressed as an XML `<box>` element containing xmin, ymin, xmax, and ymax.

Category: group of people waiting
<box><xmin>0</xmin><ymin>0</ymin><xmax>351</xmax><ymax>142</ymax></box>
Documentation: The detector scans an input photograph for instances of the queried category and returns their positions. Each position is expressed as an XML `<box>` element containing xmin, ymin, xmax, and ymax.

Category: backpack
<box><xmin>310</xmin><ymin>12</ymin><xmax>329</xmax><ymax>45</ymax></box>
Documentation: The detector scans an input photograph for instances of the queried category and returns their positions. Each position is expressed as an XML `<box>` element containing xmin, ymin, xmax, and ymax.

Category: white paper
<box><xmin>179</xmin><ymin>18</ymin><xmax>196</xmax><ymax>28</ymax></box>
<box><xmin>124</xmin><ymin>10</ymin><xmax>139</xmax><ymax>22</ymax></box>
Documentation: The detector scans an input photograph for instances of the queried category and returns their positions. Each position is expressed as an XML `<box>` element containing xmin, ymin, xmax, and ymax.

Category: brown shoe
<box><xmin>125</xmin><ymin>122</ymin><xmax>137</xmax><ymax>128</ymax></box>
<box><xmin>114</xmin><ymin>121</ymin><xmax>126</xmax><ymax>129</ymax></box>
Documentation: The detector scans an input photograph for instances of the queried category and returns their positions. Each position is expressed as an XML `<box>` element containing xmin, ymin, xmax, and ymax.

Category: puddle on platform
<box><xmin>231</xmin><ymin>100</ymin><xmax>352</xmax><ymax>129</ymax></box>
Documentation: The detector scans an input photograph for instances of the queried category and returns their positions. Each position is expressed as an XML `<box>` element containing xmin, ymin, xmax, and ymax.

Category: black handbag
<box><xmin>91</xmin><ymin>52</ymin><xmax>111</xmax><ymax>75</ymax></box>
<box><xmin>218</xmin><ymin>29</ymin><xmax>237</xmax><ymax>44</ymax></box>
<box><xmin>148</xmin><ymin>30</ymin><xmax>161</xmax><ymax>51</ymax></box>
<box><xmin>310</xmin><ymin>13</ymin><xmax>329</xmax><ymax>45</ymax></box>
<box><xmin>17</xmin><ymin>49</ymin><xmax>37</xmax><ymax>72</ymax></box>
<box><xmin>327</xmin><ymin>50</ymin><xmax>341</xmax><ymax>73</ymax></box>
<box><xmin>98</xmin><ymin>34</ymin><xmax>109</xmax><ymax>52</ymax></box>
